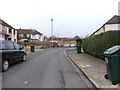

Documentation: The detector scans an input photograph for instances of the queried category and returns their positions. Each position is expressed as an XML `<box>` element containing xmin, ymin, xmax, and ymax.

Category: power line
<box><xmin>33</xmin><ymin>0</ymin><xmax>50</xmax><ymax>18</ymax></box>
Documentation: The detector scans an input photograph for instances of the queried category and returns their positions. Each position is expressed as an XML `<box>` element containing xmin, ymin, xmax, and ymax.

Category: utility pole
<box><xmin>51</xmin><ymin>18</ymin><xmax>53</xmax><ymax>47</ymax></box>
<box><xmin>57</xmin><ymin>30</ymin><xmax>59</xmax><ymax>38</ymax></box>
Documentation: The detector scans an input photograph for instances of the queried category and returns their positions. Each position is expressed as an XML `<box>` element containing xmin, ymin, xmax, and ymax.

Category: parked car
<box><xmin>0</xmin><ymin>40</ymin><xmax>27</xmax><ymax>72</ymax></box>
<box><xmin>70</xmin><ymin>44</ymin><xmax>76</xmax><ymax>48</ymax></box>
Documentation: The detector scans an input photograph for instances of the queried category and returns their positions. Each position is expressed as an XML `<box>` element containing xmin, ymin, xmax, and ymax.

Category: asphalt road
<box><xmin>3</xmin><ymin>48</ymin><xmax>89</xmax><ymax>88</ymax></box>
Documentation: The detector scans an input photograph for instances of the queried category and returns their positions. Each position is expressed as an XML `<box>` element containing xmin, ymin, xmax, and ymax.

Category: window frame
<box><xmin>5</xmin><ymin>42</ymin><xmax>15</xmax><ymax>50</ymax></box>
<box><xmin>0</xmin><ymin>43</ymin><xmax>7</xmax><ymax>50</ymax></box>
<box><xmin>14</xmin><ymin>42</ymin><xmax>20</xmax><ymax>50</ymax></box>
<box><xmin>19</xmin><ymin>34</ymin><xmax>24</xmax><ymax>37</ymax></box>
<box><xmin>9</xmin><ymin>28</ymin><xmax>12</xmax><ymax>33</ymax></box>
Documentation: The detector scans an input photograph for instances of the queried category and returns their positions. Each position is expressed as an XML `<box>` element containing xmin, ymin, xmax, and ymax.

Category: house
<box><xmin>16</xmin><ymin>29</ymin><xmax>43</xmax><ymax>42</ymax></box>
<box><xmin>0</xmin><ymin>19</ymin><xmax>17</xmax><ymax>42</ymax></box>
<box><xmin>91</xmin><ymin>15</ymin><xmax>120</xmax><ymax>36</ymax></box>
<box><xmin>51</xmin><ymin>38</ymin><xmax>76</xmax><ymax>47</ymax></box>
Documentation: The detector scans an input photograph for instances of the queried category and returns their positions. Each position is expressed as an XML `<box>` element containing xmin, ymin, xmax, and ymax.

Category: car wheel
<box><xmin>22</xmin><ymin>54</ymin><xmax>27</xmax><ymax>62</ymax></box>
<box><xmin>2</xmin><ymin>60</ymin><xmax>9</xmax><ymax>72</ymax></box>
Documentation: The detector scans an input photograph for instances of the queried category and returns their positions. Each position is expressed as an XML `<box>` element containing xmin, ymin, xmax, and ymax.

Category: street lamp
<box><xmin>51</xmin><ymin>18</ymin><xmax>53</xmax><ymax>47</ymax></box>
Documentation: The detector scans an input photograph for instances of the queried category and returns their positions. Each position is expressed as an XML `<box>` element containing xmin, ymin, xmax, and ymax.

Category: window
<box><xmin>6</xmin><ymin>42</ymin><xmax>15</xmax><ymax>50</ymax></box>
<box><xmin>14</xmin><ymin>30</ymin><xmax>16</xmax><ymax>34</ymax></box>
<box><xmin>9</xmin><ymin>28</ymin><xmax>12</xmax><ymax>33</ymax></box>
<box><xmin>8</xmin><ymin>38</ymin><xmax>11</xmax><ymax>40</ymax></box>
<box><xmin>14</xmin><ymin>39</ymin><xmax>16</xmax><ymax>41</ymax></box>
<box><xmin>0</xmin><ymin>43</ymin><xmax>6</xmax><ymax>50</ymax></box>
<box><xmin>27</xmin><ymin>34</ymin><xmax>29</xmax><ymax>38</ymax></box>
<box><xmin>2</xmin><ymin>35</ymin><xmax>4</xmax><ymax>38</ymax></box>
<box><xmin>19</xmin><ymin>34</ymin><xmax>23</xmax><ymax>37</ymax></box>
<box><xmin>14</xmin><ymin>43</ymin><xmax>20</xmax><ymax>50</ymax></box>
<box><xmin>32</xmin><ymin>35</ymin><xmax>36</xmax><ymax>38</ymax></box>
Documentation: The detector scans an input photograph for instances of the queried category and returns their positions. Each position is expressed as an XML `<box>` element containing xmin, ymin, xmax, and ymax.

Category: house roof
<box><xmin>0</xmin><ymin>19</ymin><xmax>14</xmax><ymax>29</ymax></box>
<box><xmin>91</xmin><ymin>15</ymin><xmax>120</xmax><ymax>36</ymax></box>
<box><xmin>16</xmin><ymin>29</ymin><xmax>43</xmax><ymax>35</ymax></box>
<box><xmin>105</xmin><ymin>15</ymin><xmax>120</xmax><ymax>24</ymax></box>
<box><xmin>53</xmin><ymin>38</ymin><xmax>76</xmax><ymax>41</ymax></box>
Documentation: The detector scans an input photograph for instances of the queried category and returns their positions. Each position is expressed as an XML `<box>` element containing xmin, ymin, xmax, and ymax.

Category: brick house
<box><xmin>0</xmin><ymin>19</ymin><xmax>17</xmax><ymax>42</ymax></box>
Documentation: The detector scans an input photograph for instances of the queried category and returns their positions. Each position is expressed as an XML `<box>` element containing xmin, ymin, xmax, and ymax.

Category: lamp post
<box><xmin>118</xmin><ymin>1</ymin><xmax>120</xmax><ymax>15</ymax></box>
<box><xmin>118</xmin><ymin>2</ymin><xmax>120</xmax><ymax>31</ymax></box>
<box><xmin>51</xmin><ymin>18</ymin><xmax>53</xmax><ymax>47</ymax></box>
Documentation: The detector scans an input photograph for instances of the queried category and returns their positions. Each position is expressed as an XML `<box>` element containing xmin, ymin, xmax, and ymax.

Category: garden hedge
<box><xmin>82</xmin><ymin>30</ymin><xmax>120</xmax><ymax>59</ymax></box>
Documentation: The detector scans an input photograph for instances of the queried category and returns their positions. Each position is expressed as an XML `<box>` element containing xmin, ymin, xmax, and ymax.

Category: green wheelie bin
<box><xmin>103</xmin><ymin>45</ymin><xmax>120</xmax><ymax>85</ymax></box>
<box><xmin>30</xmin><ymin>45</ymin><xmax>35</xmax><ymax>52</ymax></box>
<box><xmin>76</xmin><ymin>39</ymin><xmax>82</xmax><ymax>54</ymax></box>
<box><xmin>76</xmin><ymin>45</ymin><xmax>81</xmax><ymax>53</ymax></box>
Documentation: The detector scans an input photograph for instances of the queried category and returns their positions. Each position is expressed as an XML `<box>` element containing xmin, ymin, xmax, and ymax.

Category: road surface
<box><xmin>3</xmin><ymin>48</ymin><xmax>89</xmax><ymax>88</ymax></box>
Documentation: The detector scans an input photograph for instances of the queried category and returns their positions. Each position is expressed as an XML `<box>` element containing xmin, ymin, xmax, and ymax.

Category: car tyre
<box><xmin>2</xmin><ymin>60</ymin><xmax>9</xmax><ymax>72</ymax></box>
<box><xmin>22</xmin><ymin>54</ymin><xmax>27</xmax><ymax>62</ymax></box>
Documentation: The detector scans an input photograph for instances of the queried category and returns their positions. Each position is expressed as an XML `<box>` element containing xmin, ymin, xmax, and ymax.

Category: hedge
<box><xmin>82</xmin><ymin>30</ymin><xmax>120</xmax><ymax>59</ymax></box>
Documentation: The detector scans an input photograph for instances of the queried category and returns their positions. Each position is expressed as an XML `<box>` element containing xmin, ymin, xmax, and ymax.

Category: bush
<box><xmin>82</xmin><ymin>30</ymin><xmax>120</xmax><ymax>59</ymax></box>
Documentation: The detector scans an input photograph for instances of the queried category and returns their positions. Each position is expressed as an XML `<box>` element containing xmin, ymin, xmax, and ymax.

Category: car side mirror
<box><xmin>19</xmin><ymin>46</ymin><xmax>24</xmax><ymax>50</ymax></box>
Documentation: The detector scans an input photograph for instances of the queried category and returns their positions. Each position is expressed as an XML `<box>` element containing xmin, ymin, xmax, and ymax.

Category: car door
<box><xmin>13</xmin><ymin>42</ymin><xmax>23</xmax><ymax>61</ymax></box>
<box><xmin>5</xmin><ymin>42</ymin><xmax>16</xmax><ymax>63</ymax></box>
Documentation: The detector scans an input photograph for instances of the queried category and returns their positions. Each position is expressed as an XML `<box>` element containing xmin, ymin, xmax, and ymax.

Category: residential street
<box><xmin>3</xmin><ymin>48</ymin><xmax>89</xmax><ymax>88</ymax></box>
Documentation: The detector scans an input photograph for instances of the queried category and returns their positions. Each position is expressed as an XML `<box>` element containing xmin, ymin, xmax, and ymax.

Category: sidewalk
<box><xmin>26</xmin><ymin>49</ymin><xmax>42</xmax><ymax>55</ymax></box>
<box><xmin>66</xmin><ymin>48</ymin><xmax>118</xmax><ymax>89</ymax></box>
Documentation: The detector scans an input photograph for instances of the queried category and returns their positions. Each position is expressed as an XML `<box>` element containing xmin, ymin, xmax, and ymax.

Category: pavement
<box><xmin>66</xmin><ymin>48</ymin><xmax>119</xmax><ymax>90</ymax></box>
<box><xmin>26</xmin><ymin>49</ymin><xmax>43</xmax><ymax>55</ymax></box>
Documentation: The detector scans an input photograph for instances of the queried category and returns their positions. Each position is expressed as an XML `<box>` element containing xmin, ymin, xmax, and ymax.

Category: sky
<box><xmin>0</xmin><ymin>0</ymin><xmax>120</xmax><ymax>38</ymax></box>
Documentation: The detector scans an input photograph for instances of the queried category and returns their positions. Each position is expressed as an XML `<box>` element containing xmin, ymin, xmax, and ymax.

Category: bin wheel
<box><xmin>112</xmin><ymin>80</ymin><xmax>118</xmax><ymax>85</ymax></box>
<box><xmin>104</xmin><ymin>74</ymin><xmax>108</xmax><ymax>79</ymax></box>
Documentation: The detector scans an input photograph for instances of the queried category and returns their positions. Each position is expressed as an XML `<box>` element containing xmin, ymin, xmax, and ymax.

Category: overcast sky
<box><xmin>0</xmin><ymin>0</ymin><xmax>119</xmax><ymax>37</ymax></box>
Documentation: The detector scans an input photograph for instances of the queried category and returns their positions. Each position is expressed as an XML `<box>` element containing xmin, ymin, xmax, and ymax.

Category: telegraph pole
<box><xmin>51</xmin><ymin>18</ymin><xmax>53</xmax><ymax>47</ymax></box>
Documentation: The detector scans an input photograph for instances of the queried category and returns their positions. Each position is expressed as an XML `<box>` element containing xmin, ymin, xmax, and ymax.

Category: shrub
<box><xmin>82</xmin><ymin>30</ymin><xmax>120</xmax><ymax>59</ymax></box>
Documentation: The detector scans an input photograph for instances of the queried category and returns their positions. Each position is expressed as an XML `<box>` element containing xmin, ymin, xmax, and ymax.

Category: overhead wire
<box><xmin>32</xmin><ymin>0</ymin><xmax>71</xmax><ymax>37</ymax></box>
<box><xmin>32</xmin><ymin>0</ymin><xmax>51</xmax><ymax>18</ymax></box>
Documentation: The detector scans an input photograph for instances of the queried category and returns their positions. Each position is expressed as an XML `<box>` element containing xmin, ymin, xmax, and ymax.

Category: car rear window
<box><xmin>0</xmin><ymin>43</ymin><xmax>7</xmax><ymax>50</ymax></box>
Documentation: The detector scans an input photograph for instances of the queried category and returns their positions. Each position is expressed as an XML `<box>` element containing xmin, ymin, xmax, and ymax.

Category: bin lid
<box><xmin>104</xmin><ymin>45</ymin><xmax>120</xmax><ymax>55</ymax></box>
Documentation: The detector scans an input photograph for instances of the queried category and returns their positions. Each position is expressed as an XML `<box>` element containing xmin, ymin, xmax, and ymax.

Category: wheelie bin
<box><xmin>103</xmin><ymin>45</ymin><xmax>120</xmax><ymax>85</ymax></box>
<box><xmin>30</xmin><ymin>45</ymin><xmax>35</xmax><ymax>52</ymax></box>
<box><xmin>76</xmin><ymin>39</ymin><xmax>82</xmax><ymax>54</ymax></box>
<box><xmin>76</xmin><ymin>45</ymin><xmax>81</xmax><ymax>53</ymax></box>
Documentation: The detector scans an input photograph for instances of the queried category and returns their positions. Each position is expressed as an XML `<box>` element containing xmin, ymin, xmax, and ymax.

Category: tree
<box><xmin>74</xmin><ymin>35</ymin><xmax>80</xmax><ymax>39</ymax></box>
<box><xmin>49</xmin><ymin>35</ymin><xmax>57</xmax><ymax>40</ymax></box>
